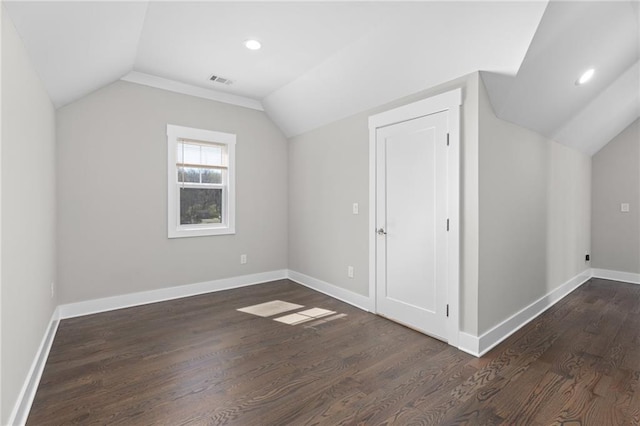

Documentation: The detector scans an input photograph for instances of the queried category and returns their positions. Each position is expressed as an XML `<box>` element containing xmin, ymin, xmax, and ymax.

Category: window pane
<box><xmin>177</xmin><ymin>167</ymin><xmax>200</xmax><ymax>183</ymax></box>
<box><xmin>201</xmin><ymin>169</ymin><xmax>222</xmax><ymax>184</ymax></box>
<box><xmin>180</xmin><ymin>188</ymin><xmax>222</xmax><ymax>225</ymax></box>
<box><xmin>182</xmin><ymin>143</ymin><xmax>201</xmax><ymax>164</ymax></box>
<box><xmin>202</xmin><ymin>145</ymin><xmax>223</xmax><ymax>166</ymax></box>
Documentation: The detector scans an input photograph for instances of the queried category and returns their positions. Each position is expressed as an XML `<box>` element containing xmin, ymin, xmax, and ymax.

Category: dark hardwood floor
<box><xmin>27</xmin><ymin>278</ymin><xmax>640</xmax><ymax>425</ymax></box>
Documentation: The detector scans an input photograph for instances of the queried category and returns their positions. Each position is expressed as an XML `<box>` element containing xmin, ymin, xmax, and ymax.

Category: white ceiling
<box><xmin>3</xmin><ymin>1</ymin><xmax>147</xmax><ymax>107</ymax></box>
<box><xmin>3</xmin><ymin>1</ymin><xmax>638</xmax><ymax>155</ymax></box>
<box><xmin>483</xmin><ymin>0</ymin><xmax>639</xmax><ymax>155</ymax></box>
<box><xmin>263</xmin><ymin>1</ymin><xmax>547</xmax><ymax>137</ymax></box>
<box><xmin>134</xmin><ymin>2</ymin><xmax>395</xmax><ymax>100</ymax></box>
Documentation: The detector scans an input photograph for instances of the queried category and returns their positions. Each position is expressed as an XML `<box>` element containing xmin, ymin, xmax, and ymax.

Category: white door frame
<box><xmin>368</xmin><ymin>88</ymin><xmax>461</xmax><ymax>348</ymax></box>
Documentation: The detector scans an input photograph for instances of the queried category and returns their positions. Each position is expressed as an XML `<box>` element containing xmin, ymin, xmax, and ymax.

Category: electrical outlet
<box><xmin>347</xmin><ymin>266</ymin><xmax>354</xmax><ymax>278</ymax></box>
<box><xmin>50</xmin><ymin>282</ymin><xmax>55</xmax><ymax>298</ymax></box>
<box><xmin>240</xmin><ymin>254</ymin><xmax>247</xmax><ymax>264</ymax></box>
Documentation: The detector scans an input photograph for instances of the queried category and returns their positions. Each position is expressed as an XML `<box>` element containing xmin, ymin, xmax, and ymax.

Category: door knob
<box><xmin>377</xmin><ymin>228</ymin><xmax>387</xmax><ymax>235</ymax></box>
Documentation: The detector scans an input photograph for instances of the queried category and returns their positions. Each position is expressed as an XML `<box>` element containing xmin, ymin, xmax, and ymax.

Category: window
<box><xmin>167</xmin><ymin>124</ymin><xmax>235</xmax><ymax>238</ymax></box>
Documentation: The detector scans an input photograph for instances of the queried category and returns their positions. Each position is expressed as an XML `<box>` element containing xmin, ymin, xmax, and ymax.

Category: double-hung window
<box><xmin>167</xmin><ymin>124</ymin><xmax>236</xmax><ymax>238</ymax></box>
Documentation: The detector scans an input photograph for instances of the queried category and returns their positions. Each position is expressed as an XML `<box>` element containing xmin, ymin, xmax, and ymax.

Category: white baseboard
<box><xmin>58</xmin><ymin>269</ymin><xmax>288</xmax><ymax>319</ymax></box>
<box><xmin>457</xmin><ymin>332</ymin><xmax>480</xmax><ymax>357</ymax></box>
<box><xmin>458</xmin><ymin>270</ymin><xmax>592</xmax><ymax>357</ymax></box>
<box><xmin>592</xmin><ymin>268</ymin><xmax>640</xmax><ymax>285</ymax></box>
<box><xmin>8</xmin><ymin>308</ymin><xmax>60</xmax><ymax>426</ymax></box>
<box><xmin>287</xmin><ymin>270</ymin><xmax>373</xmax><ymax>312</ymax></box>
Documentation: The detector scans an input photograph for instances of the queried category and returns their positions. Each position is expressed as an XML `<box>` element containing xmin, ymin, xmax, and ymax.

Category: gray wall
<box><xmin>288</xmin><ymin>73</ymin><xmax>481</xmax><ymax>334</ymax></box>
<box><xmin>57</xmin><ymin>81</ymin><xmax>288</xmax><ymax>304</ymax></box>
<box><xmin>592</xmin><ymin>119</ymin><xmax>640</xmax><ymax>274</ymax></box>
<box><xmin>1</xmin><ymin>10</ymin><xmax>58</xmax><ymax>423</ymax></box>
<box><xmin>478</xmin><ymin>74</ymin><xmax>591</xmax><ymax>334</ymax></box>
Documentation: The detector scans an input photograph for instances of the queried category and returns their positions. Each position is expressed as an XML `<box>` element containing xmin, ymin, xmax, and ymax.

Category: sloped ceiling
<box><xmin>3</xmin><ymin>1</ymin><xmax>638</xmax><ymax>155</ymax></box>
<box><xmin>133</xmin><ymin>2</ymin><xmax>397</xmax><ymax>101</ymax></box>
<box><xmin>482</xmin><ymin>0</ymin><xmax>639</xmax><ymax>155</ymax></box>
<box><xmin>2</xmin><ymin>1</ymin><xmax>148</xmax><ymax>107</ymax></box>
<box><xmin>262</xmin><ymin>1</ymin><xmax>547</xmax><ymax>137</ymax></box>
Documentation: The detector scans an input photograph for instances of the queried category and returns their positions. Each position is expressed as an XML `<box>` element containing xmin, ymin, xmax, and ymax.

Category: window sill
<box><xmin>168</xmin><ymin>226</ymin><xmax>236</xmax><ymax>239</ymax></box>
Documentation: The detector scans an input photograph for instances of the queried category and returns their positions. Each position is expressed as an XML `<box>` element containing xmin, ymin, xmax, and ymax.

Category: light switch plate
<box><xmin>352</xmin><ymin>203</ymin><xmax>359</xmax><ymax>215</ymax></box>
<box><xmin>621</xmin><ymin>203</ymin><xmax>630</xmax><ymax>212</ymax></box>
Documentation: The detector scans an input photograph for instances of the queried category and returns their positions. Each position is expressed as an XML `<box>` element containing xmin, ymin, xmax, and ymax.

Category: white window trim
<box><xmin>167</xmin><ymin>124</ymin><xmax>236</xmax><ymax>238</ymax></box>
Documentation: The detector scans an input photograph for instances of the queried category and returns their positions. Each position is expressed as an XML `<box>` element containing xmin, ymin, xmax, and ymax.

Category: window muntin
<box><xmin>167</xmin><ymin>125</ymin><xmax>235</xmax><ymax>238</ymax></box>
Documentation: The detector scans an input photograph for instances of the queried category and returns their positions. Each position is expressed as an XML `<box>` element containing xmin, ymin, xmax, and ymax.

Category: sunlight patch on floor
<box><xmin>238</xmin><ymin>300</ymin><xmax>345</xmax><ymax>327</ymax></box>
<box><xmin>274</xmin><ymin>308</ymin><xmax>337</xmax><ymax>325</ymax></box>
<box><xmin>274</xmin><ymin>312</ymin><xmax>316</xmax><ymax>325</ymax></box>
<box><xmin>237</xmin><ymin>300</ymin><xmax>303</xmax><ymax>317</ymax></box>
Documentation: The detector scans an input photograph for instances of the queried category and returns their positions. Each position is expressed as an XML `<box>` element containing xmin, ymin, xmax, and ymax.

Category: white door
<box><xmin>375</xmin><ymin>110</ymin><xmax>449</xmax><ymax>341</ymax></box>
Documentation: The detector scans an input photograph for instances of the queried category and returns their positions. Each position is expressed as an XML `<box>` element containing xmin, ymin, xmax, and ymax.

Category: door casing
<box><xmin>368</xmin><ymin>88</ymin><xmax>462</xmax><ymax>348</ymax></box>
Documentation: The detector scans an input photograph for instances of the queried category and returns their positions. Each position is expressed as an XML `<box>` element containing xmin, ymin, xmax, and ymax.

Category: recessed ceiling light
<box><xmin>244</xmin><ymin>39</ymin><xmax>261</xmax><ymax>50</ymax></box>
<box><xmin>576</xmin><ymin>68</ymin><xmax>595</xmax><ymax>86</ymax></box>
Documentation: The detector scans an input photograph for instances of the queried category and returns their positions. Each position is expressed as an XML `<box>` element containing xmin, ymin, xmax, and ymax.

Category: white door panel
<box><xmin>376</xmin><ymin>111</ymin><xmax>448</xmax><ymax>341</ymax></box>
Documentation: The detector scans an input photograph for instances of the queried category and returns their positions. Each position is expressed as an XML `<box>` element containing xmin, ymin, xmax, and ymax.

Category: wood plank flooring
<box><xmin>27</xmin><ymin>278</ymin><xmax>640</xmax><ymax>425</ymax></box>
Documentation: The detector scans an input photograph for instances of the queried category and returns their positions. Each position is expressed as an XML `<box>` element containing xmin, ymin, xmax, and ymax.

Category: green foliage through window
<box><xmin>180</xmin><ymin>188</ymin><xmax>222</xmax><ymax>225</ymax></box>
<box><xmin>177</xmin><ymin>167</ymin><xmax>222</xmax><ymax>184</ymax></box>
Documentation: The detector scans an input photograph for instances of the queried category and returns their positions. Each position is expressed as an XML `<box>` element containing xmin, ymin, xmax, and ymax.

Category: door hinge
<box><xmin>446</xmin><ymin>304</ymin><xmax>449</xmax><ymax>317</ymax></box>
<box><xmin>447</xmin><ymin>133</ymin><xmax>450</xmax><ymax>146</ymax></box>
<box><xmin>446</xmin><ymin>218</ymin><xmax>450</xmax><ymax>231</ymax></box>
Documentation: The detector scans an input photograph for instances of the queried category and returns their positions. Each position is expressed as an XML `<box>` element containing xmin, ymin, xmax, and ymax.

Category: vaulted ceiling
<box><xmin>483</xmin><ymin>0</ymin><xmax>639</xmax><ymax>155</ymax></box>
<box><xmin>4</xmin><ymin>1</ymin><xmax>639</xmax><ymax>155</ymax></box>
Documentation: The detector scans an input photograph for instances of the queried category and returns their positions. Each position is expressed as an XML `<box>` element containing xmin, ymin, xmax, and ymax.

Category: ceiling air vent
<box><xmin>209</xmin><ymin>75</ymin><xmax>233</xmax><ymax>85</ymax></box>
